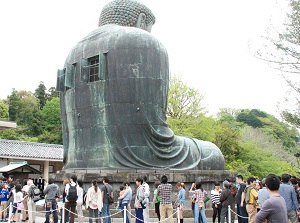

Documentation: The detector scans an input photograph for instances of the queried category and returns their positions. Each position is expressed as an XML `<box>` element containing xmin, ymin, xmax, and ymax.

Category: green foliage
<box><xmin>34</xmin><ymin>81</ymin><xmax>47</xmax><ymax>109</ymax></box>
<box><xmin>40</xmin><ymin>98</ymin><xmax>61</xmax><ymax>131</ymax></box>
<box><xmin>0</xmin><ymin>100</ymin><xmax>9</xmax><ymax>119</ymax></box>
<box><xmin>167</xmin><ymin>74</ymin><xmax>205</xmax><ymax>119</ymax></box>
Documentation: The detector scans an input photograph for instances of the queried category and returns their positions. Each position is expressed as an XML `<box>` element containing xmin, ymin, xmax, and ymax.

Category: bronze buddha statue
<box><xmin>57</xmin><ymin>0</ymin><xmax>225</xmax><ymax>170</ymax></box>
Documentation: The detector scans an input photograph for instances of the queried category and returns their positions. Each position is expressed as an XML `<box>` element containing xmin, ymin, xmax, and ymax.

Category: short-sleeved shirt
<box><xmin>0</xmin><ymin>189</ymin><xmax>9</xmax><ymax>202</ymax></box>
<box><xmin>101</xmin><ymin>183</ymin><xmax>113</xmax><ymax>204</ymax></box>
<box><xmin>158</xmin><ymin>183</ymin><xmax>172</xmax><ymax>205</ymax></box>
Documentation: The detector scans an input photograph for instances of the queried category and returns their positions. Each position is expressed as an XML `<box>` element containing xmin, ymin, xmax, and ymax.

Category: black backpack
<box><xmin>30</xmin><ymin>185</ymin><xmax>41</xmax><ymax>202</ymax></box>
<box><xmin>67</xmin><ymin>183</ymin><xmax>77</xmax><ymax>202</ymax></box>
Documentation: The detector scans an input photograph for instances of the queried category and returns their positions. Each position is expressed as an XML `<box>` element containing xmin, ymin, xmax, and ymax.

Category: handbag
<box><xmin>198</xmin><ymin>200</ymin><xmax>204</xmax><ymax>208</ymax></box>
<box><xmin>104</xmin><ymin>185</ymin><xmax>114</xmax><ymax>205</ymax></box>
<box><xmin>204</xmin><ymin>195</ymin><xmax>210</xmax><ymax>203</ymax></box>
<box><xmin>17</xmin><ymin>202</ymin><xmax>24</xmax><ymax>210</ymax></box>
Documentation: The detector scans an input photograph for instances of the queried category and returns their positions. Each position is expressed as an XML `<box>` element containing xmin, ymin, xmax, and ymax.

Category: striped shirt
<box><xmin>158</xmin><ymin>183</ymin><xmax>172</xmax><ymax>205</ymax></box>
<box><xmin>211</xmin><ymin>189</ymin><xmax>222</xmax><ymax>205</ymax></box>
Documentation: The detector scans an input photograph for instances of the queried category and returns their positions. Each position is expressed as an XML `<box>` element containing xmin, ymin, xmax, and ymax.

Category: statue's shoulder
<box><xmin>81</xmin><ymin>25</ymin><xmax>165</xmax><ymax>50</ymax></box>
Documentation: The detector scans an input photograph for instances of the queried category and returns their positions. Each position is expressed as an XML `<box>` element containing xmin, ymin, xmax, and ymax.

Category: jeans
<box><xmin>194</xmin><ymin>205</ymin><xmax>207</xmax><ymax>223</ymax></box>
<box><xmin>135</xmin><ymin>208</ymin><xmax>143</xmax><ymax>223</ymax></box>
<box><xmin>89</xmin><ymin>208</ymin><xmax>99</xmax><ymax>223</ymax></box>
<box><xmin>45</xmin><ymin>200</ymin><xmax>58</xmax><ymax>223</ymax></box>
<box><xmin>237</xmin><ymin>203</ymin><xmax>248</xmax><ymax>223</ymax></box>
<box><xmin>102</xmin><ymin>203</ymin><xmax>111</xmax><ymax>223</ymax></box>
<box><xmin>121</xmin><ymin>203</ymin><xmax>130</xmax><ymax>223</ymax></box>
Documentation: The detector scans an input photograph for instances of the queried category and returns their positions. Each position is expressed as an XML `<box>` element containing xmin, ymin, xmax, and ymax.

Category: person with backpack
<box><xmin>44</xmin><ymin>178</ymin><xmax>61</xmax><ymax>223</ymax></box>
<box><xmin>101</xmin><ymin>177</ymin><xmax>113</xmax><ymax>223</ymax></box>
<box><xmin>241</xmin><ymin>177</ymin><xmax>258</xmax><ymax>223</ymax></box>
<box><xmin>86</xmin><ymin>180</ymin><xmax>103</xmax><ymax>223</ymax></box>
<box><xmin>27</xmin><ymin>179</ymin><xmax>39</xmax><ymax>223</ymax></box>
<box><xmin>64</xmin><ymin>175</ymin><xmax>78</xmax><ymax>223</ymax></box>
<box><xmin>158</xmin><ymin>175</ymin><xmax>173</xmax><ymax>223</ymax></box>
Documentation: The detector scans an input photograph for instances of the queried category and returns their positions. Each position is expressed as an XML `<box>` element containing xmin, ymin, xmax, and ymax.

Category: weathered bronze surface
<box><xmin>58</xmin><ymin>0</ymin><xmax>225</xmax><ymax>170</ymax></box>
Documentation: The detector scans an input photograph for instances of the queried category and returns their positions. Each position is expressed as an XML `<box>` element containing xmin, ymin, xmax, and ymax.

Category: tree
<box><xmin>40</xmin><ymin>97</ymin><xmax>61</xmax><ymax>131</ymax></box>
<box><xmin>34</xmin><ymin>81</ymin><xmax>47</xmax><ymax>109</ymax></box>
<box><xmin>257</xmin><ymin>1</ymin><xmax>300</xmax><ymax>126</ymax></box>
<box><xmin>7</xmin><ymin>89</ymin><xmax>20</xmax><ymax>121</ymax></box>
<box><xmin>0</xmin><ymin>100</ymin><xmax>9</xmax><ymax>119</ymax></box>
<box><xmin>167</xmin><ymin>74</ymin><xmax>206</xmax><ymax>120</ymax></box>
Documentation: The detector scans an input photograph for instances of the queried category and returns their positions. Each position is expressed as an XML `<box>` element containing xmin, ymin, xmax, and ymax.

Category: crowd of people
<box><xmin>0</xmin><ymin>173</ymin><xmax>299</xmax><ymax>223</ymax></box>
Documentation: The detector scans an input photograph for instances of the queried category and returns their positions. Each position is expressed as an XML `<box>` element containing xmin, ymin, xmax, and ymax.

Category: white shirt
<box><xmin>142</xmin><ymin>182</ymin><xmax>150</xmax><ymax>198</ymax></box>
<box><xmin>65</xmin><ymin>182</ymin><xmax>79</xmax><ymax>203</ymax></box>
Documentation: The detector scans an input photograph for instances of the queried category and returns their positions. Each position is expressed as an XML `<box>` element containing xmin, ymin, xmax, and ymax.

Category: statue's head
<box><xmin>98</xmin><ymin>0</ymin><xmax>156</xmax><ymax>32</ymax></box>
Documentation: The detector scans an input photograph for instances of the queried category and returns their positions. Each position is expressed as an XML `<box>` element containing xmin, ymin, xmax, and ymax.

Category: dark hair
<box><xmin>77</xmin><ymin>179</ymin><xmax>83</xmax><ymax>188</ymax></box>
<box><xmin>136</xmin><ymin>177</ymin><xmax>143</xmax><ymax>184</ymax></box>
<box><xmin>15</xmin><ymin>184</ymin><xmax>22</xmax><ymax>192</ymax></box>
<box><xmin>2</xmin><ymin>177</ymin><xmax>6</xmax><ymax>181</ymax></box>
<box><xmin>281</xmin><ymin>174</ymin><xmax>290</xmax><ymax>183</ymax></box>
<box><xmin>8</xmin><ymin>175</ymin><xmax>14</xmax><ymax>180</ymax></box>
<box><xmin>214</xmin><ymin>181</ymin><xmax>220</xmax><ymax>186</ymax></box>
<box><xmin>154</xmin><ymin>181</ymin><xmax>161</xmax><ymax>188</ymax></box>
<box><xmin>103</xmin><ymin>177</ymin><xmax>109</xmax><ymax>183</ymax></box>
<box><xmin>247</xmin><ymin>177</ymin><xmax>256</xmax><ymax>185</ymax></box>
<box><xmin>123</xmin><ymin>181</ymin><xmax>130</xmax><ymax>187</ymax></box>
<box><xmin>290</xmin><ymin>178</ymin><xmax>298</xmax><ymax>185</ymax></box>
<box><xmin>265</xmin><ymin>174</ymin><xmax>280</xmax><ymax>191</ymax></box>
<box><xmin>48</xmin><ymin>178</ymin><xmax>55</xmax><ymax>184</ymax></box>
<box><xmin>23</xmin><ymin>179</ymin><xmax>27</xmax><ymax>186</ymax></box>
<box><xmin>70</xmin><ymin>174</ymin><xmax>77</xmax><ymax>183</ymax></box>
<box><xmin>92</xmin><ymin>180</ymin><xmax>98</xmax><ymax>192</ymax></box>
<box><xmin>195</xmin><ymin>182</ymin><xmax>203</xmax><ymax>191</ymax></box>
<box><xmin>119</xmin><ymin>185</ymin><xmax>124</xmax><ymax>191</ymax></box>
<box><xmin>161</xmin><ymin>175</ymin><xmax>168</xmax><ymax>184</ymax></box>
<box><xmin>236</xmin><ymin>175</ymin><xmax>243</xmax><ymax>181</ymax></box>
<box><xmin>143</xmin><ymin>175</ymin><xmax>147</xmax><ymax>183</ymax></box>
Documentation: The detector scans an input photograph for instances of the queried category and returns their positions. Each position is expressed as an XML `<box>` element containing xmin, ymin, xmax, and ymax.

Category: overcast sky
<box><xmin>0</xmin><ymin>0</ymin><xmax>290</xmax><ymax>117</ymax></box>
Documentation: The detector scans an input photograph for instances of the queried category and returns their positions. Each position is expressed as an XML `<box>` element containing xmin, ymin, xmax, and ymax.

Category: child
<box><xmin>117</xmin><ymin>185</ymin><xmax>125</xmax><ymax>210</ymax></box>
<box><xmin>0</xmin><ymin>184</ymin><xmax>9</xmax><ymax>222</ymax></box>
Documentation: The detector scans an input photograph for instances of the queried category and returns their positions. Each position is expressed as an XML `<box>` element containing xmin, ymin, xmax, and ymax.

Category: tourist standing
<box><xmin>241</xmin><ymin>177</ymin><xmax>258</xmax><ymax>223</ymax></box>
<box><xmin>135</xmin><ymin>178</ymin><xmax>144</xmax><ymax>223</ymax></box>
<box><xmin>64</xmin><ymin>175</ymin><xmax>78</xmax><ymax>223</ymax></box>
<box><xmin>76</xmin><ymin>179</ymin><xmax>84</xmax><ymax>223</ymax></box>
<box><xmin>27</xmin><ymin>179</ymin><xmax>37</xmax><ymax>223</ymax></box>
<box><xmin>235</xmin><ymin>175</ymin><xmax>248</xmax><ymax>223</ymax></box>
<box><xmin>86</xmin><ymin>180</ymin><xmax>103</xmax><ymax>223</ymax></box>
<box><xmin>44</xmin><ymin>178</ymin><xmax>60</xmax><ymax>223</ymax></box>
<box><xmin>190</xmin><ymin>182</ymin><xmax>207</xmax><ymax>223</ymax></box>
<box><xmin>279</xmin><ymin>174</ymin><xmax>299</xmax><ymax>223</ymax></box>
<box><xmin>255</xmin><ymin>174</ymin><xmax>288</xmax><ymax>223</ymax></box>
<box><xmin>211</xmin><ymin>182</ymin><xmax>222</xmax><ymax>223</ymax></box>
<box><xmin>142</xmin><ymin>176</ymin><xmax>150</xmax><ymax>222</ymax></box>
<box><xmin>14</xmin><ymin>184</ymin><xmax>26</xmax><ymax>222</ymax></box>
<box><xmin>0</xmin><ymin>184</ymin><xmax>9</xmax><ymax>222</ymax></box>
<box><xmin>118</xmin><ymin>181</ymin><xmax>132</xmax><ymax>223</ymax></box>
<box><xmin>176</xmin><ymin>182</ymin><xmax>186</xmax><ymax>223</ymax></box>
<box><xmin>220</xmin><ymin>180</ymin><xmax>235</xmax><ymax>223</ymax></box>
<box><xmin>21</xmin><ymin>179</ymin><xmax>29</xmax><ymax>222</ymax></box>
<box><xmin>101</xmin><ymin>177</ymin><xmax>113</xmax><ymax>223</ymax></box>
<box><xmin>153</xmin><ymin>181</ymin><xmax>161</xmax><ymax>222</ymax></box>
<box><xmin>158</xmin><ymin>175</ymin><xmax>173</xmax><ymax>223</ymax></box>
<box><xmin>257</xmin><ymin>178</ymin><xmax>269</xmax><ymax>211</ymax></box>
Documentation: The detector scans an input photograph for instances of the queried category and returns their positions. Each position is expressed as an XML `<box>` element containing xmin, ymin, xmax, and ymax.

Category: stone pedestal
<box><xmin>50</xmin><ymin>169</ymin><xmax>232</xmax><ymax>204</ymax></box>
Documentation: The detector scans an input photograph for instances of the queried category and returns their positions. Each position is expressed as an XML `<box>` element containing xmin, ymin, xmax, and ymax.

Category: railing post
<box><xmin>8</xmin><ymin>202</ymin><xmax>12</xmax><ymax>223</ymax></box>
<box><xmin>228</xmin><ymin>205</ymin><xmax>231</xmax><ymax>223</ymax></box>
<box><xmin>62</xmin><ymin>203</ymin><xmax>65</xmax><ymax>223</ymax></box>
<box><xmin>177</xmin><ymin>206</ymin><xmax>180</xmax><ymax>223</ymax></box>
<box><xmin>124</xmin><ymin>205</ymin><xmax>127</xmax><ymax>223</ymax></box>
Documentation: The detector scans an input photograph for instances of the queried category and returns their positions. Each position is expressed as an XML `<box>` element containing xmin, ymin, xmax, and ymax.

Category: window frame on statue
<box><xmin>56</xmin><ymin>63</ymin><xmax>76</xmax><ymax>92</ymax></box>
<box><xmin>80</xmin><ymin>51</ymin><xmax>108</xmax><ymax>83</ymax></box>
